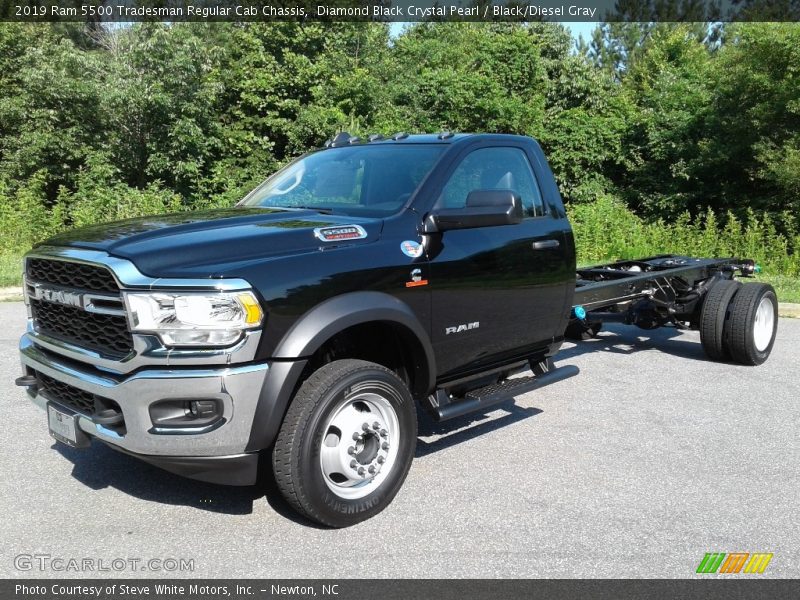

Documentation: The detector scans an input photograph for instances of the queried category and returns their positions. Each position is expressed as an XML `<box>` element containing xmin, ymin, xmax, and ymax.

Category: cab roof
<box><xmin>320</xmin><ymin>132</ymin><xmax>541</xmax><ymax>150</ymax></box>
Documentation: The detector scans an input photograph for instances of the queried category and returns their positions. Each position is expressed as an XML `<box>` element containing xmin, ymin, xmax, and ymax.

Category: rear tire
<box><xmin>723</xmin><ymin>283</ymin><xmax>778</xmax><ymax>365</ymax></box>
<box><xmin>272</xmin><ymin>359</ymin><xmax>417</xmax><ymax>528</ymax></box>
<box><xmin>700</xmin><ymin>279</ymin><xmax>741</xmax><ymax>361</ymax></box>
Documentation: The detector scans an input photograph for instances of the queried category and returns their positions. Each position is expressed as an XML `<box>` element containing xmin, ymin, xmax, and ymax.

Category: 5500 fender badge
<box><xmin>314</xmin><ymin>225</ymin><xmax>368</xmax><ymax>242</ymax></box>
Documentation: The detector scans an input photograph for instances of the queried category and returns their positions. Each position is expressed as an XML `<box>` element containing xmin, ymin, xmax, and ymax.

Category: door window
<box><xmin>438</xmin><ymin>147</ymin><xmax>545</xmax><ymax>217</ymax></box>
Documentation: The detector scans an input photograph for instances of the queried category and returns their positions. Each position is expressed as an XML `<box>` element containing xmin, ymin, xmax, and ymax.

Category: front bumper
<box><xmin>104</xmin><ymin>445</ymin><xmax>260</xmax><ymax>486</ymax></box>
<box><xmin>20</xmin><ymin>333</ymin><xmax>268</xmax><ymax>484</ymax></box>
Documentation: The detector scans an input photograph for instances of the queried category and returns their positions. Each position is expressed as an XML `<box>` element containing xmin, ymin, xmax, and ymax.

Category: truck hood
<box><xmin>40</xmin><ymin>207</ymin><xmax>382</xmax><ymax>278</ymax></box>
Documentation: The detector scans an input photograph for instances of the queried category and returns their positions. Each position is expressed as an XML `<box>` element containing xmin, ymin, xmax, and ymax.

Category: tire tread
<box><xmin>724</xmin><ymin>283</ymin><xmax>777</xmax><ymax>365</ymax></box>
<box><xmin>700</xmin><ymin>280</ymin><xmax>741</xmax><ymax>361</ymax></box>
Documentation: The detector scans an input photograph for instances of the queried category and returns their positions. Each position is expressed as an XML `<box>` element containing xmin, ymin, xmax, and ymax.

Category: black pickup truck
<box><xmin>16</xmin><ymin>133</ymin><xmax>778</xmax><ymax>527</ymax></box>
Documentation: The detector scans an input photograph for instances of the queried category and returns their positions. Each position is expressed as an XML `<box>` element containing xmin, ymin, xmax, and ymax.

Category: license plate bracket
<box><xmin>47</xmin><ymin>403</ymin><xmax>90</xmax><ymax>448</ymax></box>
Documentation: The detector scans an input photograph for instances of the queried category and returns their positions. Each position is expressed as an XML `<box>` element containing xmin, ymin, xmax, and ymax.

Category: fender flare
<box><xmin>245</xmin><ymin>292</ymin><xmax>436</xmax><ymax>452</ymax></box>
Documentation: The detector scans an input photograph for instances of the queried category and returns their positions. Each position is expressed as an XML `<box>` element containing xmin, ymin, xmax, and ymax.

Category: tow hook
<box><xmin>14</xmin><ymin>375</ymin><xmax>38</xmax><ymax>394</ymax></box>
<box><xmin>94</xmin><ymin>408</ymin><xmax>124</xmax><ymax>426</ymax></box>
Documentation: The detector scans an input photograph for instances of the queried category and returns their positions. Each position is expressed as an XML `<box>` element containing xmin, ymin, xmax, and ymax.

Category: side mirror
<box><xmin>424</xmin><ymin>190</ymin><xmax>523</xmax><ymax>233</ymax></box>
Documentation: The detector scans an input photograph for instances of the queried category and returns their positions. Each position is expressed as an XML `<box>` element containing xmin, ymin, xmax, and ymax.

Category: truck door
<box><xmin>426</xmin><ymin>145</ymin><xmax>571</xmax><ymax>377</ymax></box>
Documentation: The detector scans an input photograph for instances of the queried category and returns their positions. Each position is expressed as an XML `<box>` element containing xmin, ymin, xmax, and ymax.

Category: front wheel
<box><xmin>272</xmin><ymin>359</ymin><xmax>417</xmax><ymax>527</ymax></box>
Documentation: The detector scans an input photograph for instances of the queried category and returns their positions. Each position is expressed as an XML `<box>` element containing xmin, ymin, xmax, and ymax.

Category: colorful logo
<box><xmin>314</xmin><ymin>225</ymin><xmax>367</xmax><ymax>242</ymax></box>
<box><xmin>696</xmin><ymin>552</ymin><xmax>773</xmax><ymax>574</ymax></box>
<box><xmin>405</xmin><ymin>268</ymin><xmax>428</xmax><ymax>288</ymax></box>
<box><xmin>400</xmin><ymin>240</ymin><xmax>424</xmax><ymax>258</ymax></box>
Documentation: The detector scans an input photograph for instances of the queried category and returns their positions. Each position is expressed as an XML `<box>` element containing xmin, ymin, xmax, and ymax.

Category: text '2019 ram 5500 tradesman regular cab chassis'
<box><xmin>16</xmin><ymin>133</ymin><xmax>778</xmax><ymax>527</ymax></box>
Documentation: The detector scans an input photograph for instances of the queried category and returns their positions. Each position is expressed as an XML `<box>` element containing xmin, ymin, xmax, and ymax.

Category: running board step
<box><xmin>433</xmin><ymin>364</ymin><xmax>580</xmax><ymax>421</ymax></box>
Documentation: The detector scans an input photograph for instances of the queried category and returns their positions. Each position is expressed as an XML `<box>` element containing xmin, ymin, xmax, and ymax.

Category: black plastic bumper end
<box><xmin>104</xmin><ymin>443</ymin><xmax>259</xmax><ymax>486</ymax></box>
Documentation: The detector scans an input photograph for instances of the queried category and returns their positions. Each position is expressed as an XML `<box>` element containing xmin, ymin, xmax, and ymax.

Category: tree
<box><xmin>700</xmin><ymin>23</ymin><xmax>800</xmax><ymax>216</ymax></box>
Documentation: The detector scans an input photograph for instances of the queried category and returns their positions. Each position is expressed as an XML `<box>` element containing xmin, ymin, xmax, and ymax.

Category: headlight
<box><xmin>124</xmin><ymin>291</ymin><xmax>263</xmax><ymax>347</ymax></box>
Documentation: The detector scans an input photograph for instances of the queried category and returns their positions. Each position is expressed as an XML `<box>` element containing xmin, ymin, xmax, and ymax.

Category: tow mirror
<box><xmin>424</xmin><ymin>190</ymin><xmax>523</xmax><ymax>232</ymax></box>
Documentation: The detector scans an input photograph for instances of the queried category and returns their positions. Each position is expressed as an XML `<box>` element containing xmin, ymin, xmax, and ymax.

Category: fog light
<box><xmin>150</xmin><ymin>399</ymin><xmax>223</xmax><ymax>430</ymax></box>
<box><xmin>190</xmin><ymin>400</ymin><xmax>218</xmax><ymax>418</ymax></box>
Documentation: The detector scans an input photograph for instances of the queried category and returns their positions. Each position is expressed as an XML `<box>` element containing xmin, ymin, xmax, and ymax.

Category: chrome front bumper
<box><xmin>20</xmin><ymin>334</ymin><xmax>268</xmax><ymax>458</ymax></box>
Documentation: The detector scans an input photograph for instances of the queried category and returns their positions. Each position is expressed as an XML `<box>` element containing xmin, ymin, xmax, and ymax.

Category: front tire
<box><xmin>272</xmin><ymin>359</ymin><xmax>417</xmax><ymax>527</ymax></box>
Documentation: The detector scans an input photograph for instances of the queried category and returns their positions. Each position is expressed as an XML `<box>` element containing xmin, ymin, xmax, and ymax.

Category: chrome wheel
<box><xmin>753</xmin><ymin>295</ymin><xmax>775</xmax><ymax>352</ymax></box>
<box><xmin>319</xmin><ymin>389</ymin><xmax>400</xmax><ymax>500</ymax></box>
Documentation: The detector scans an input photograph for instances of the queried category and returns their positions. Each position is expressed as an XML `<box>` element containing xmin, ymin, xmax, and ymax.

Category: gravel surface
<box><xmin>1</xmin><ymin>301</ymin><xmax>797</xmax><ymax>578</ymax></box>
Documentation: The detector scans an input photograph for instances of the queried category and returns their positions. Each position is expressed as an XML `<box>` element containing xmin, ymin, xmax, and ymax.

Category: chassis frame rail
<box><xmin>573</xmin><ymin>255</ymin><xmax>756</xmax><ymax>313</ymax></box>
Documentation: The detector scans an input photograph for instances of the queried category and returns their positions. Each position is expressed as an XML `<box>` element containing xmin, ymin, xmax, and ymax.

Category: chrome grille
<box><xmin>27</xmin><ymin>258</ymin><xmax>119</xmax><ymax>293</ymax></box>
<box><xmin>29</xmin><ymin>299</ymin><xmax>133</xmax><ymax>357</ymax></box>
<box><xmin>27</xmin><ymin>258</ymin><xmax>134</xmax><ymax>358</ymax></box>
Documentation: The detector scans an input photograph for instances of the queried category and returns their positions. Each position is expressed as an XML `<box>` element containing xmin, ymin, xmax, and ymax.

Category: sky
<box><xmin>388</xmin><ymin>21</ymin><xmax>600</xmax><ymax>41</ymax></box>
<box><xmin>563</xmin><ymin>21</ymin><xmax>598</xmax><ymax>41</ymax></box>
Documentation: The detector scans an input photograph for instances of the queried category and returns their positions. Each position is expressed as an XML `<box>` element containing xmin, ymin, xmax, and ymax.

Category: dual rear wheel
<box><xmin>700</xmin><ymin>281</ymin><xmax>778</xmax><ymax>365</ymax></box>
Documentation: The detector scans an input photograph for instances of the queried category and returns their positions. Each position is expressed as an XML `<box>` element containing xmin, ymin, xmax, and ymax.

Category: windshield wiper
<box><xmin>289</xmin><ymin>205</ymin><xmax>335</xmax><ymax>215</ymax></box>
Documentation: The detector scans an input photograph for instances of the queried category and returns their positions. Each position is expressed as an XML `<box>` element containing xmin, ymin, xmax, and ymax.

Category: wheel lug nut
<box><xmin>352</xmin><ymin>432</ymin><xmax>361</xmax><ymax>441</ymax></box>
<box><xmin>377</xmin><ymin>456</ymin><xmax>385</xmax><ymax>464</ymax></box>
<box><xmin>350</xmin><ymin>460</ymin><xmax>357</xmax><ymax>469</ymax></box>
<box><xmin>368</xmin><ymin>466</ymin><xmax>376</xmax><ymax>474</ymax></box>
<box><xmin>373</xmin><ymin>421</ymin><xmax>380</xmax><ymax>430</ymax></box>
<box><xmin>347</xmin><ymin>446</ymin><xmax>356</xmax><ymax>455</ymax></box>
<box><xmin>380</xmin><ymin>429</ymin><xmax>387</xmax><ymax>437</ymax></box>
<box><xmin>381</xmin><ymin>442</ymin><xmax>389</xmax><ymax>450</ymax></box>
<box><xmin>357</xmin><ymin>467</ymin><xmax>366</xmax><ymax>476</ymax></box>
<box><xmin>362</xmin><ymin>422</ymin><xmax>370</xmax><ymax>431</ymax></box>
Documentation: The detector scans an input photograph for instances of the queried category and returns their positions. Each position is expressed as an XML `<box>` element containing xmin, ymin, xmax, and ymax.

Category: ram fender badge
<box><xmin>445</xmin><ymin>322</ymin><xmax>480</xmax><ymax>335</ymax></box>
<box><xmin>400</xmin><ymin>240</ymin><xmax>424</xmax><ymax>258</ymax></box>
<box><xmin>314</xmin><ymin>225</ymin><xmax>367</xmax><ymax>242</ymax></box>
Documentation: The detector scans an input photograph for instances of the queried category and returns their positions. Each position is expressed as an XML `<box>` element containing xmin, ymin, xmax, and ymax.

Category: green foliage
<box><xmin>569</xmin><ymin>195</ymin><xmax>800</xmax><ymax>279</ymax></box>
<box><xmin>55</xmin><ymin>154</ymin><xmax>183</xmax><ymax>228</ymax></box>
<box><xmin>593</xmin><ymin>22</ymin><xmax>800</xmax><ymax>221</ymax></box>
<box><xmin>381</xmin><ymin>23</ymin><xmax>549</xmax><ymax>135</ymax></box>
<box><xmin>0</xmin><ymin>173</ymin><xmax>61</xmax><ymax>256</ymax></box>
<box><xmin>700</xmin><ymin>23</ymin><xmax>800</xmax><ymax>217</ymax></box>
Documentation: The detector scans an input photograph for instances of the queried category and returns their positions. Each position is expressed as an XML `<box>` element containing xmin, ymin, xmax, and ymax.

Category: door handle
<box><xmin>532</xmin><ymin>239</ymin><xmax>560</xmax><ymax>250</ymax></box>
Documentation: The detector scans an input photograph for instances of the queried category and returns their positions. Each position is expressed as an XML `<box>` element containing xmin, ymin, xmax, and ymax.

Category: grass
<box><xmin>0</xmin><ymin>253</ymin><xmax>22</xmax><ymax>288</ymax></box>
<box><xmin>754</xmin><ymin>273</ymin><xmax>800</xmax><ymax>304</ymax></box>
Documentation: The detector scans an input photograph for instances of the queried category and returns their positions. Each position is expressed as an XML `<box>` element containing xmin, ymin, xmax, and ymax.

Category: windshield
<box><xmin>239</xmin><ymin>145</ymin><xmax>445</xmax><ymax>217</ymax></box>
